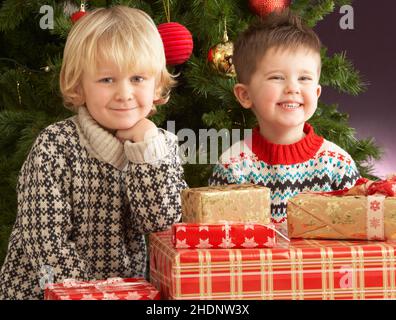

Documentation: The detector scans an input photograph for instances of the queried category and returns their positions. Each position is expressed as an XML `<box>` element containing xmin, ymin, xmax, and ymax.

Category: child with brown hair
<box><xmin>210</xmin><ymin>10</ymin><xmax>360</xmax><ymax>225</ymax></box>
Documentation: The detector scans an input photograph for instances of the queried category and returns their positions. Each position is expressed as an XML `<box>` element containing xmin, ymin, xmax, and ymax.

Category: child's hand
<box><xmin>116</xmin><ymin>118</ymin><xmax>158</xmax><ymax>143</ymax></box>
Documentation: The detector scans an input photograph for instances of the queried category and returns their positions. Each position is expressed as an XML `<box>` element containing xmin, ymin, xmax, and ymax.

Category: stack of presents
<box><xmin>46</xmin><ymin>176</ymin><xmax>396</xmax><ymax>300</ymax></box>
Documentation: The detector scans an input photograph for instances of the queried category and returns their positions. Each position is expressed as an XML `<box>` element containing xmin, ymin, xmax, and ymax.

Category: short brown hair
<box><xmin>233</xmin><ymin>9</ymin><xmax>322</xmax><ymax>84</ymax></box>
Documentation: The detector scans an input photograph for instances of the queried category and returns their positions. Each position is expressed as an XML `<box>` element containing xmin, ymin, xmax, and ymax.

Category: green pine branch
<box><xmin>302</xmin><ymin>0</ymin><xmax>335</xmax><ymax>27</ymax></box>
<box><xmin>291</xmin><ymin>0</ymin><xmax>353</xmax><ymax>27</ymax></box>
<box><xmin>321</xmin><ymin>48</ymin><xmax>366</xmax><ymax>95</ymax></box>
<box><xmin>185</xmin><ymin>56</ymin><xmax>236</xmax><ymax>104</ymax></box>
<box><xmin>111</xmin><ymin>0</ymin><xmax>153</xmax><ymax>14</ymax></box>
<box><xmin>0</xmin><ymin>0</ymin><xmax>30</xmax><ymax>31</ymax></box>
<box><xmin>52</xmin><ymin>7</ymin><xmax>73</xmax><ymax>39</ymax></box>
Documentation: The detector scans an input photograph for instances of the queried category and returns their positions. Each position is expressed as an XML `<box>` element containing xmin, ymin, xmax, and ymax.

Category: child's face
<box><xmin>234</xmin><ymin>47</ymin><xmax>321</xmax><ymax>132</ymax></box>
<box><xmin>79</xmin><ymin>60</ymin><xmax>158</xmax><ymax>130</ymax></box>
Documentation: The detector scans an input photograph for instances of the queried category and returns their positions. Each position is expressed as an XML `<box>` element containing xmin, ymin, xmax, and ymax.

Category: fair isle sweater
<box><xmin>209</xmin><ymin>123</ymin><xmax>360</xmax><ymax>224</ymax></box>
<box><xmin>0</xmin><ymin>107</ymin><xmax>187</xmax><ymax>300</ymax></box>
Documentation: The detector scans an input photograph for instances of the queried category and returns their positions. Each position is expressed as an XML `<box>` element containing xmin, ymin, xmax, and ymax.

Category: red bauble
<box><xmin>249</xmin><ymin>0</ymin><xmax>290</xmax><ymax>17</ymax></box>
<box><xmin>71</xmin><ymin>10</ymin><xmax>87</xmax><ymax>23</ymax></box>
<box><xmin>157</xmin><ymin>22</ymin><xmax>193</xmax><ymax>66</ymax></box>
<box><xmin>71</xmin><ymin>3</ymin><xmax>87</xmax><ymax>23</ymax></box>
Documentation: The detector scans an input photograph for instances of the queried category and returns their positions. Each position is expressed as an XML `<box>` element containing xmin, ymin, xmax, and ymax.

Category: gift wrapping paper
<box><xmin>45</xmin><ymin>277</ymin><xmax>161</xmax><ymax>300</ymax></box>
<box><xmin>181</xmin><ymin>184</ymin><xmax>271</xmax><ymax>224</ymax></box>
<box><xmin>150</xmin><ymin>230</ymin><xmax>396</xmax><ymax>300</ymax></box>
<box><xmin>287</xmin><ymin>193</ymin><xmax>396</xmax><ymax>240</ymax></box>
<box><xmin>172</xmin><ymin>222</ymin><xmax>276</xmax><ymax>249</ymax></box>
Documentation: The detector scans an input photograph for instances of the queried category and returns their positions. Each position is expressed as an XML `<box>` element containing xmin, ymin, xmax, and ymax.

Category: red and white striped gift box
<box><xmin>150</xmin><ymin>230</ymin><xmax>396</xmax><ymax>300</ymax></box>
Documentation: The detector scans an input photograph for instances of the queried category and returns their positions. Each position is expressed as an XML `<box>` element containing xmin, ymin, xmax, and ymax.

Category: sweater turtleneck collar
<box><xmin>75</xmin><ymin>106</ymin><xmax>127</xmax><ymax>170</ymax></box>
<box><xmin>248</xmin><ymin>123</ymin><xmax>324</xmax><ymax>165</ymax></box>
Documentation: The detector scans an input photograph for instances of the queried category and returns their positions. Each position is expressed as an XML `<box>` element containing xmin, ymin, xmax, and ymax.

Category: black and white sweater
<box><xmin>0</xmin><ymin>107</ymin><xmax>187</xmax><ymax>300</ymax></box>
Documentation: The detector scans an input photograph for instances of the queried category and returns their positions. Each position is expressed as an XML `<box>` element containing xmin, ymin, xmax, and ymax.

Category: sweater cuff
<box><xmin>124</xmin><ymin>129</ymin><xmax>171</xmax><ymax>164</ymax></box>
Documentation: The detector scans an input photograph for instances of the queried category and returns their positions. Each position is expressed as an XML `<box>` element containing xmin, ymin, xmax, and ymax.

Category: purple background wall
<box><xmin>313</xmin><ymin>0</ymin><xmax>395</xmax><ymax>178</ymax></box>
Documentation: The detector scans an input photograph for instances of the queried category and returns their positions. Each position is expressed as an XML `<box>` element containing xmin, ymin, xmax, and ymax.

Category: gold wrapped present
<box><xmin>181</xmin><ymin>184</ymin><xmax>271</xmax><ymax>224</ymax></box>
<box><xmin>287</xmin><ymin>193</ymin><xmax>396</xmax><ymax>240</ymax></box>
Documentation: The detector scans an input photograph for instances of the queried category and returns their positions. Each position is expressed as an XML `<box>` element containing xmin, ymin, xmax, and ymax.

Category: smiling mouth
<box><xmin>277</xmin><ymin>103</ymin><xmax>303</xmax><ymax>110</ymax></box>
<box><xmin>111</xmin><ymin>107</ymin><xmax>139</xmax><ymax>111</ymax></box>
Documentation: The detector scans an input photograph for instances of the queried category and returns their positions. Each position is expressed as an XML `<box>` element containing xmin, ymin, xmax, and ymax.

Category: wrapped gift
<box><xmin>181</xmin><ymin>184</ymin><xmax>271</xmax><ymax>224</ymax></box>
<box><xmin>172</xmin><ymin>222</ymin><xmax>276</xmax><ymax>249</ymax></box>
<box><xmin>287</xmin><ymin>193</ymin><xmax>396</xmax><ymax>240</ymax></box>
<box><xmin>44</xmin><ymin>277</ymin><xmax>161</xmax><ymax>300</ymax></box>
<box><xmin>150</xmin><ymin>230</ymin><xmax>396</xmax><ymax>300</ymax></box>
<box><xmin>287</xmin><ymin>177</ymin><xmax>396</xmax><ymax>240</ymax></box>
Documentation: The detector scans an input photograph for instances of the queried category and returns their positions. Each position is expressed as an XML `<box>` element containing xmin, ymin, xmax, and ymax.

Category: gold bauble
<box><xmin>208</xmin><ymin>40</ymin><xmax>236</xmax><ymax>77</ymax></box>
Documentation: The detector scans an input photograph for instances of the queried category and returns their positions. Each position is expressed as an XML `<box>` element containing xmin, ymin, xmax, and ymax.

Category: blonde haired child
<box><xmin>0</xmin><ymin>6</ymin><xmax>186</xmax><ymax>299</ymax></box>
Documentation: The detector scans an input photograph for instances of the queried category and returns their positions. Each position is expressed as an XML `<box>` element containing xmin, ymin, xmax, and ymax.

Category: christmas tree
<box><xmin>0</xmin><ymin>0</ymin><xmax>382</xmax><ymax>265</ymax></box>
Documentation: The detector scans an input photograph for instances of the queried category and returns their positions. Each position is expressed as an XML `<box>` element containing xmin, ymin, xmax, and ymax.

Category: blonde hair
<box><xmin>233</xmin><ymin>9</ymin><xmax>322</xmax><ymax>84</ymax></box>
<box><xmin>60</xmin><ymin>6</ymin><xmax>175</xmax><ymax>112</ymax></box>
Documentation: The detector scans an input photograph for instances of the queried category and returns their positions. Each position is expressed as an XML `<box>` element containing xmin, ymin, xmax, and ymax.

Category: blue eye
<box><xmin>99</xmin><ymin>77</ymin><xmax>113</xmax><ymax>83</ymax></box>
<box><xmin>131</xmin><ymin>76</ymin><xmax>144</xmax><ymax>83</ymax></box>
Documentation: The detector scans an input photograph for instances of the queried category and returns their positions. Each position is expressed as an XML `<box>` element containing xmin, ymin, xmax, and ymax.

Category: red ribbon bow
<box><xmin>330</xmin><ymin>176</ymin><xmax>396</xmax><ymax>197</ymax></box>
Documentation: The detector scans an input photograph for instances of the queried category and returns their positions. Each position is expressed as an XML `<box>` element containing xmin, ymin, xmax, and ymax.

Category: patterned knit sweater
<box><xmin>0</xmin><ymin>107</ymin><xmax>187</xmax><ymax>300</ymax></box>
<box><xmin>209</xmin><ymin>123</ymin><xmax>360</xmax><ymax>224</ymax></box>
